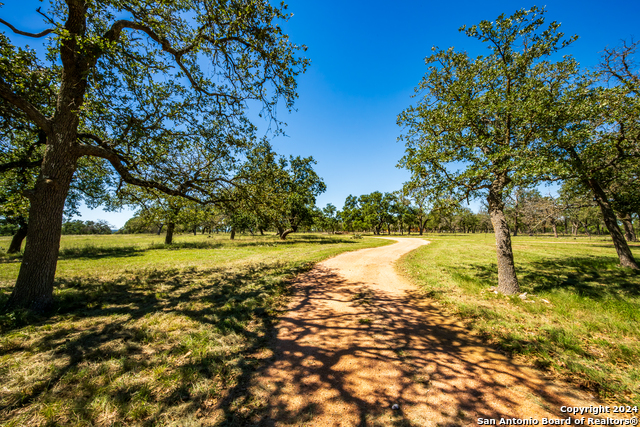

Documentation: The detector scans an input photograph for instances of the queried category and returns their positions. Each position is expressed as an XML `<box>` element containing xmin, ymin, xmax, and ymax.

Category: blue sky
<box><xmin>2</xmin><ymin>0</ymin><xmax>639</xmax><ymax>227</ymax></box>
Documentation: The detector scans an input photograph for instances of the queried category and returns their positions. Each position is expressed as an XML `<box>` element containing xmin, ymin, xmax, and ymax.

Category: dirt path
<box><xmin>250</xmin><ymin>237</ymin><xmax>596</xmax><ymax>426</ymax></box>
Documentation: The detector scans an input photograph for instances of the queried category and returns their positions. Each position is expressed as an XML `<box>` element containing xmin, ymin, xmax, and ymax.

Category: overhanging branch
<box><xmin>102</xmin><ymin>20</ymin><xmax>237</xmax><ymax>100</ymax></box>
<box><xmin>0</xmin><ymin>158</ymin><xmax>42</xmax><ymax>173</ymax></box>
<box><xmin>0</xmin><ymin>18</ymin><xmax>54</xmax><ymax>38</ymax></box>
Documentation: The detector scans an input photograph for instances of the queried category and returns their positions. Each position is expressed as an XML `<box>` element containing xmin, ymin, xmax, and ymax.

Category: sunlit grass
<box><xmin>398</xmin><ymin>233</ymin><xmax>640</xmax><ymax>405</ymax></box>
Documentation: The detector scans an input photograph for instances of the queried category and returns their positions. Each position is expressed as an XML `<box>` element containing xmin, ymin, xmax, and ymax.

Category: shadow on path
<box><xmin>216</xmin><ymin>239</ymin><xmax>596</xmax><ymax>426</ymax></box>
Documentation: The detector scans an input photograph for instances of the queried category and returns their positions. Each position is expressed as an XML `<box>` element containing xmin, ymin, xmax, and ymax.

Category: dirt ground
<box><xmin>247</xmin><ymin>237</ymin><xmax>598</xmax><ymax>426</ymax></box>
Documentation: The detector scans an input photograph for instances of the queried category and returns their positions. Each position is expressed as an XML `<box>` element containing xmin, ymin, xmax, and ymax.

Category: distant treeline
<box><xmin>60</xmin><ymin>220</ymin><xmax>113</xmax><ymax>235</ymax></box>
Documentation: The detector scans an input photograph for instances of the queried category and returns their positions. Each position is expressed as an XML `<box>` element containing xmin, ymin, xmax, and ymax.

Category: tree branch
<box><xmin>102</xmin><ymin>20</ymin><xmax>236</xmax><ymax>100</ymax></box>
<box><xmin>0</xmin><ymin>80</ymin><xmax>52</xmax><ymax>133</ymax></box>
<box><xmin>0</xmin><ymin>18</ymin><xmax>54</xmax><ymax>38</ymax></box>
<box><xmin>0</xmin><ymin>158</ymin><xmax>42</xmax><ymax>173</ymax></box>
<box><xmin>76</xmin><ymin>142</ymin><xmax>205</xmax><ymax>204</ymax></box>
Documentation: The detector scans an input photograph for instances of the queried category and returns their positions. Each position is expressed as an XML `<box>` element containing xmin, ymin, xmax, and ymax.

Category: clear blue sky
<box><xmin>2</xmin><ymin>1</ymin><xmax>639</xmax><ymax>227</ymax></box>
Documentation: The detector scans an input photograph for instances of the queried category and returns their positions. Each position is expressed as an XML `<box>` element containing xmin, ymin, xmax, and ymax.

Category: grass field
<box><xmin>0</xmin><ymin>233</ymin><xmax>391</xmax><ymax>426</ymax></box>
<box><xmin>397</xmin><ymin>233</ymin><xmax>640</xmax><ymax>406</ymax></box>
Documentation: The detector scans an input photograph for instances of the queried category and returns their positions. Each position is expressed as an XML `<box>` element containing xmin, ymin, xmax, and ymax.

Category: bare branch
<box><xmin>0</xmin><ymin>18</ymin><xmax>55</xmax><ymax>38</ymax></box>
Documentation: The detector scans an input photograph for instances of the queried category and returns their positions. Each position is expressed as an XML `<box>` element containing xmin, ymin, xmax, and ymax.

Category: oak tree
<box><xmin>0</xmin><ymin>0</ymin><xmax>307</xmax><ymax>311</ymax></box>
<box><xmin>398</xmin><ymin>7</ymin><xmax>579</xmax><ymax>293</ymax></box>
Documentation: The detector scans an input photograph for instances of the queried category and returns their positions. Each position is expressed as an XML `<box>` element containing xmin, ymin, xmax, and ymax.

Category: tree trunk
<box><xmin>487</xmin><ymin>175</ymin><xmax>519</xmax><ymax>295</ymax></box>
<box><xmin>165</xmin><ymin>222</ymin><xmax>175</xmax><ymax>244</ymax></box>
<box><xmin>280</xmin><ymin>229</ymin><xmax>294</xmax><ymax>240</ymax></box>
<box><xmin>277</xmin><ymin>226</ymin><xmax>284</xmax><ymax>237</ymax></box>
<box><xmin>619</xmin><ymin>212</ymin><xmax>637</xmax><ymax>242</ymax></box>
<box><xmin>579</xmin><ymin>221</ymin><xmax>591</xmax><ymax>237</ymax></box>
<box><xmin>7</xmin><ymin>223</ymin><xmax>28</xmax><ymax>254</ymax></box>
<box><xmin>193</xmin><ymin>227</ymin><xmax>197</xmax><ymax>236</ymax></box>
<box><xmin>230</xmin><ymin>227</ymin><xmax>236</xmax><ymax>240</ymax></box>
<box><xmin>5</xmin><ymin>140</ymin><xmax>77</xmax><ymax>312</ymax></box>
<box><xmin>157</xmin><ymin>224</ymin><xmax>164</xmax><ymax>235</ymax></box>
<box><xmin>552</xmin><ymin>223</ymin><xmax>558</xmax><ymax>238</ymax></box>
<box><xmin>259</xmin><ymin>228</ymin><xmax>264</xmax><ymax>236</ymax></box>
<box><xmin>587</xmin><ymin>179</ymin><xmax>638</xmax><ymax>269</ymax></box>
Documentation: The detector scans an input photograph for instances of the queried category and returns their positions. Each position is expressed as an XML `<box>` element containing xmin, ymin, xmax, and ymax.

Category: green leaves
<box><xmin>398</xmin><ymin>6</ymin><xmax>581</xmax><ymax>205</ymax></box>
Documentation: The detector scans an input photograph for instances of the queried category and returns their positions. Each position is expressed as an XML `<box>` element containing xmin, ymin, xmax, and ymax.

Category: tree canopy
<box><xmin>0</xmin><ymin>0</ymin><xmax>308</xmax><ymax>311</ymax></box>
<box><xmin>398</xmin><ymin>6</ymin><xmax>582</xmax><ymax>293</ymax></box>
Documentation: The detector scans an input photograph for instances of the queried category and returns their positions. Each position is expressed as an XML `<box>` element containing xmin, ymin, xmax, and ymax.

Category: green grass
<box><xmin>397</xmin><ymin>233</ymin><xmax>640</xmax><ymax>405</ymax></box>
<box><xmin>0</xmin><ymin>232</ymin><xmax>391</xmax><ymax>426</ymax></box>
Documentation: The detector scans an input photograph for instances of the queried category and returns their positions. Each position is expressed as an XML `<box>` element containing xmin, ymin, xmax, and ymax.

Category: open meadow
<box><xmin>0</xmin><ymin>233</ymin><xmax>391</xmax><ymax>426</ymax></box>
<box><xmin>397</xmin><ymin>233</ymin><xmax>640</xmax><ymax>406</ymax></box>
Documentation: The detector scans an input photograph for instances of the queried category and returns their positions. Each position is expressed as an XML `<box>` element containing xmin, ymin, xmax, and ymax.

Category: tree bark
<box><xmin>619</xmin><ymin>212</ymin><xmax>637</xmax><ymax>242</ymax></box>
<box><xmin>579</xmin><ymin>220</ymin><xmax>591</xmax><ymax>238</ymax></box>
<box><xmin>487</xmin><ymin>175</ymin><xmax>519</xmax><ymax>295</ymax></box>
<box><xmin>5</xmin><ymin>139</ymin><xmax>78</xmax><ymax>312</ymax></box>
<box><xmin>552</xmin><ymin>223</ymin><xmax>558</xmax><ymax>238</ymax></box>
<box><xmin>157</xmin><ymin>224</ymin><xmax>164</xmax><ymax>235</ymax></box>
<box><xmin>230</xmin><ymin>227</ymin><xmax>235</xmax><ymax>240</ymax></box>
<box><xmin>280</xmin><ymin>229</ymin><xmax>294</xmax><ymax>240</ymax></box>
<box><xmin>7</xmin><ymin>223</ymin><xmax>28</xmax><ymax>254</ymax></box>
<box><xmin>165</xmin><ymin>222</ymin><xmax>175</xmax><ymax>244</ymax></box>
<box><xmin>586</xmin><ymin>179</ymin><xmax>638</xmax><ymax>269</ymax></box>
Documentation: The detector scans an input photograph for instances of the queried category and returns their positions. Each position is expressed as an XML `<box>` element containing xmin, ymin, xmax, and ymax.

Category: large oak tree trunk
<box><xmin>230</xmin><ymin>227</ymin><xmax>236</xmax><ymax>240</ymax></box>
<box><xmin>487</xmin><ymin>175</ymin><xmax>519</xmax><ymax>295</ymax></box>
<box><xmin>165</xmin><ymin>222</ymin><xmax>175</xmax><ymax>245</ymax></box>
<box><xmin>7</xmin><ymin>223</ymin><xmax>28</xmax><ymax>254</ymax></box>
<box><xmin>5</xmin><ymin>139</ymin><xmax>77</xmax><ymax>312</ymax></box>
<box><xmin>587</xmin><ymin>179</ymin><xmax>638</xmax><ymax>269</ymax></box>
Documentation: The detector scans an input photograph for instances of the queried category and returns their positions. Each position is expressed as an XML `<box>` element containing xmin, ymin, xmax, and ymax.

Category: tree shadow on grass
<box><xmin>2</xmin><ymin>237</ymin><xmax>359</xmax><ymax>264</ymax></box>
<box><xmin>0</xmin><ymin>260</ymin><xmax>314</xmax><ymax>426</ymax></box>
<box><xmin>58</xmin><ymin>245</ymin><xmax>144</xmax><ymax>260</ymax></box>
<box><xmin>442</xmin><ymin>255</ymin><xmax>640</xmax><ymax>402</ymax></box>
<box><xmin>459</xmin><ymin>254</ymin><xmax>640</xmax><ymax>299</ymax></box>
<box><xmin>521</xmin><ymin>256</ymin><xmax>640</xmax><ymax>299</ymax></box>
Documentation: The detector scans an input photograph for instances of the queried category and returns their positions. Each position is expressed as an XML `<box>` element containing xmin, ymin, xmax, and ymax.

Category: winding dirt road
<box><xmin>251</xmin><ymin>237</ymin><xmax>596</xmax><ymax>426</ymax></box>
